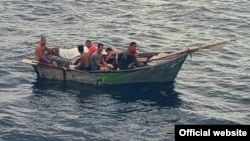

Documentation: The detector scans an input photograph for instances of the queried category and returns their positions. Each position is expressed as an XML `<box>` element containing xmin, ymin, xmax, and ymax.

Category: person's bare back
<box><xmin>80</xmin><ymin>53</ymin><xmax>90</xmax><ymax>68</ymax></box>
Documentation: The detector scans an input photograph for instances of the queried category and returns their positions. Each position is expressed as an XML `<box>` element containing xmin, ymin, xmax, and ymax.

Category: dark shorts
<box><xmin>39</xmin><ymin>59</ymin><xmax>51</xmax><ymax>65</ymax></box>
<box><xmin>78</xmin><ymin>65</ymin><xmax>90</xmax><ymax>71</ymax></box>
<box><xmin>83</xmin><ymin>67</ymin><xmax>91</xmax><ymax>71</ymax></box>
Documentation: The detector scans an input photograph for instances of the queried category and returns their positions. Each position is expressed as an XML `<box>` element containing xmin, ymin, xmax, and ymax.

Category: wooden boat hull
<box><xmin>22</xmin><ymin>40</ymin><xmax>230</xmax><ymax>85</ymax></box>
<box><xmin>23</xmin><ymin>53</ymin><xmax>188</xmax><ymax>85</ymax></box>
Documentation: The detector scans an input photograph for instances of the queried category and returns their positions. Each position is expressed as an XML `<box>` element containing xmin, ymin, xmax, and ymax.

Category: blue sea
<box><xmin>0</xmin><ymin>0</ymin><xmax>249</xmax><ymax>141</ymax></box>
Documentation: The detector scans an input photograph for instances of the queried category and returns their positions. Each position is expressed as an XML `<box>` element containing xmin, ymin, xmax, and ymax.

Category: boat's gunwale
<box><xmin>25</xmin><ymin>52</ymin><xmax>187</xmax><ymax>74</ymax></box>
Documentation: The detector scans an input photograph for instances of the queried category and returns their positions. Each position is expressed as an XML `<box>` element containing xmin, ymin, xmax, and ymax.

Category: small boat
<box><xmin>21</xmin><ymin>41</ymin><xmax>230</xmax><ymax>85</ymax></box>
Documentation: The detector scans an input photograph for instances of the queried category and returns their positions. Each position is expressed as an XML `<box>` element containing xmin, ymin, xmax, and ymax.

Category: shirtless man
<box><xmin>75</xmin><ymin>45</ymin><xmax>90</xmax><ymax>71</ymax></box>
<box><xmin>105</xmin><ymin>47</ymin><xmax>120</xmax><ymax>70</ymax></box>
<box><xmin>74</xmin><ymin>40</ymin><xmax>97</xmax><ymax>71</ymax></box>
<box><xmin>34</xmin><ymin>37</ymin><xmax>58</xmax><ymax>67</ymax></box>
<box><xmin>105</xmin><ymin>47</ymin><xmax>120</xmax><ymax>62</ymax></box>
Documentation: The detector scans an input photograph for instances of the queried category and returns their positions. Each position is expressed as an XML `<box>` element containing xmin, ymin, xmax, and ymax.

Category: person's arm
<box><xmin>134</xmin><ymin>56</ymin><xmax>144</xmax><ymax>67</ymax></box>
<box><xmin>101</xmin><ymin>58</ymin><xmax>108</xmax><ymax>66</ymax></box>
<box><xmin>45</xmin><ymin>46</ymin><xmax>59</xmax><ymax>55</ymax></box>
<box><xmin>127</xmin><ymin>55</ymin><xmax>140</xmax><ymax>69</ymax></box>
<box><xmin>101</xmin><ymin>58</ymin><xmax>114</xmax><ymax>69</ymax></box>
<box><xmin>35</xmin><ymin>46</ymin><xmax>52</xmax><ymax>63</ymax></box>
<box><xmin>95</xmin><ymin>59</ymin><xmax>105</xmax><ymax>67</ymax></box>
<box><xmin>105</xmin><ymin>53</ymin><xmax>112</xmax><ymax>62</ymax></box>
<box><xmin>95</xmin><ymin>58</ymin><xmax>108</xmax><ymax>67</ymax></box>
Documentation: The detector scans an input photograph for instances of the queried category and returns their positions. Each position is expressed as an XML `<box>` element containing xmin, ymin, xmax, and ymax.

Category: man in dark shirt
<box><xmin>118</xmin><ymin>42</ymin><xmax>141</xmax><ymax>70</ymax></box>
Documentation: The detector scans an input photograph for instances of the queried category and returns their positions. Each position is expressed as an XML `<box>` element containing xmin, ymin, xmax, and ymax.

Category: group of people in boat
<box><xmin>34</xmin><ymin>37</ymin><xmax>144</xmax><ymax>71</ymax></box>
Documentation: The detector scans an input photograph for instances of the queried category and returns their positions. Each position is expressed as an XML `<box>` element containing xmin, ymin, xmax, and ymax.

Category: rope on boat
<box><xmin>186</xmin><ymin>47</ymin><xmax>192</xmax><ymax>60</ymax></box>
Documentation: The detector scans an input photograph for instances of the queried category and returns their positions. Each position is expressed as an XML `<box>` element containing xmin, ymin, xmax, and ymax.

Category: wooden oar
<box><xmin>149</xmin><ymin>40</ymin><xmax>232</xmax><ymax>61</ymax></box>
<box><xmin>199</xmin><ymin>40</ymin><xmax>232</xmax><ymax>50</ymax></box>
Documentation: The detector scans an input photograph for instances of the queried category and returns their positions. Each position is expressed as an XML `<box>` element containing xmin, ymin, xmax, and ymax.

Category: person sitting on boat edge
<box><xmin>35</xmin><ymin>37</ymin><xmax>58</xmax><ymax>67</ymax></box>
<box><xmin>118</xmin><ymin>42</ymin><xmax>144</xmax><ymax>70</ymax></box>
<box><xmin>44</xmin><ymin>43</ymin><xmax>90</xmax><ymax>70</ymax></box>
<box><xmin>104</xmin><ymin>47</ymin><xmax>120</xmax><ymax>70</ymax></box>
<box><xmin>90</xmin><ymin>43</ymin><xmax>114</xmax><ymax>71</ymax></box>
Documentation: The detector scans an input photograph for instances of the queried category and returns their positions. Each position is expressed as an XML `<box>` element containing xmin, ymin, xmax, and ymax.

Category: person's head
<box><xmin>78</xmin><ymin>45</ymin><xmax>84</xmax><ymax>53</ymax></box>
<box><xmin>97</xmin><ymin>43</ymin><xmax>104</xmax><ymax>53</ymax></box>
<box><xmin>129</xmin><ymin>42</ymin><xmax>137</xmax><ymax>55</ymax></box>
<box><xmin>85</xmin><ymin>40</ymin><xmax>92</xmax><ymax>48</ymax></box>
<box><xmin>129</xmin><ymin>42</ymin><xmax>137</xmax><ymax>48</ymax></box>
<box><xmin>105</xmin><ymin>47</ymin><xmax>113</xmax><ymax>54</ymax></box>
<box><xmin>129</xmin><ymin>46</ymin><xmax>137</xmax><ymax>55</ymax></box>
<box><xmin>40</xmin><ymin>37</ymin><xmax>46</xmax><ymax>46</ymax></box>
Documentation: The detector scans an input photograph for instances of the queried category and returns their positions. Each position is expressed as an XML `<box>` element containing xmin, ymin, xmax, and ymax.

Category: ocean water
<box><xmin>0</xmin><ymin>0</ymin><xmax>249</xmax><ymax>141</ymax></box>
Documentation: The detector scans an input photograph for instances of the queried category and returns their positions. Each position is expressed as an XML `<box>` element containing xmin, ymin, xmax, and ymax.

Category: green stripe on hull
<box><xmin>95</xmin><ymin>72</ymin><xmax>132</xmax><ymax>84</ymax></box>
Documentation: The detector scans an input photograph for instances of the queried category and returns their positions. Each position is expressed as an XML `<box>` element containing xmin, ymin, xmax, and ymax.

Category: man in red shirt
<box><xmin>85</xmin><ymin>40</ymin><xmax>97</xmax><ymax>57</ymax></box>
